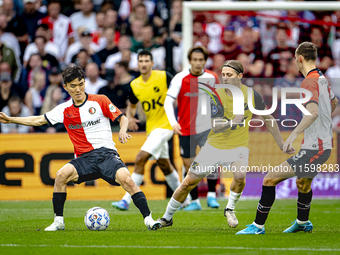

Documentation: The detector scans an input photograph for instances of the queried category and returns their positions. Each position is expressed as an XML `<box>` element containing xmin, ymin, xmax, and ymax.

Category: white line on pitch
<box><xmin>1</xmin><ymin>244</ymin><xmax>339</xmax><ymax>251</ymax></box>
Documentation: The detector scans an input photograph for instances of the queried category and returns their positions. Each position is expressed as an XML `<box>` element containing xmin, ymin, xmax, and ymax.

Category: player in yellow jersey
<box><xmin>112</xmin><ymin>50</ymin><xmax>181</xmax><ymax>210</ymax></box>
<box><xmin>157</xmin><ymin>60</ymin><xmax>295</xmax><ymax>228</ymax></box>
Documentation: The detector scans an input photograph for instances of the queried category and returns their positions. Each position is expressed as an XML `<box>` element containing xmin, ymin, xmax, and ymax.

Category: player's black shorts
<box><xmin>179</xmin><ymin>129</ymin><xmax>210</xmax><ymax>158</ymax></box>
<box><xmin>69</xmin><ymin>147</ymin><xmax>126</xmax><ymax>186</ymax></box>
<box><xmin>287</xmin><ymin>148</ymin><xmax>331</xmax><ymax>178</ymax></box>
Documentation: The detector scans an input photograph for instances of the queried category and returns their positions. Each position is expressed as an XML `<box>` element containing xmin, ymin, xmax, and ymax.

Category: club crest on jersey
<box><xmin>89</xmin><ymin>107</ymin><xmax>96</xmax><ymax>114</ymax></box>
<box><xmin>109</xmin><ymin>104</ymin><xmax>116</xmax><ymax>113</ymax></box>
<box><xmin>212</xmin><ymin>105</ymin><xmax>218</xmax><ymax>115</ymax></box>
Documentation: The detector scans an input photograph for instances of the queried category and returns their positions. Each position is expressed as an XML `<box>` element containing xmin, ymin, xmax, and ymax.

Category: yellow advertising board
<box><xmin>0</xmin><ymin>132</ymin><xmax>337</xmax><ymax>200</ymax></box>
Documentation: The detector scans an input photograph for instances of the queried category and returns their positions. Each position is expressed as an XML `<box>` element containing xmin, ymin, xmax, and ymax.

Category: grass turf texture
<box><xmin>0</xmin><ymin>199</ymin><xmax>339</xmax><ymax>255</ymax></box>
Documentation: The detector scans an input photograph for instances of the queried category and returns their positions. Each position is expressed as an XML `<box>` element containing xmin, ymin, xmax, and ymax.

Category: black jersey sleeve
<box><xmin>129</xmin><ymin>86</ymin><xmax>139</xmax><ymax>104</ymax></box>
<box><xmin>253</xmin><ymin>90</ymin><xmax>266</xmax><ymax>110</ymax></box>
<box><xmin>210</xmin><ymin>94</ymin><xmax>224</xmax><ymax>118</ymax></box>
<box><xmin>166</xmin><ymin>71</ymin><xmax>174</xmax><ymax>88</ymax></box>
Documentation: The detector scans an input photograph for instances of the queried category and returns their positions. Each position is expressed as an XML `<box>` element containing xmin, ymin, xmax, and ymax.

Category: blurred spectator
<box><xmin>63</xmin><ymin>0</ymin><xmax>81</xmax><ymax>17</ymax></box>
<box><xmin>229</xmin><ymin>11</ymin><xmax>260</xmax><ymax>43</ymax></box>
<box><xmin>325</xmin><ymin>58</ymin><xmax>340</xmax><ymax>99</ymax></box>
<box><xmin>104</xmin><ymin>9</ymin><xmax>120</xmax><ymax>37</ymax></box>
<box><xmin>84</xmin><ymin>62</ymin><xmax>107</xmax><ymax>94</ymax></box>
<box><xmin>131</xmin><ymin>25</ymin><xmax>159</xmax><ymax>52</ymax></box>
<box><xmin>105</xmin><ymin>35</ymin><xmax>138</xmax><ymax>71</ymax></box>
<box><xmin>24</xmin><ymin>71</ymin><xmax>45</xmax><ymax>115</ymax></box>
<box><xmin>169</xmin><ymin>0</ymin><xmax>182</xmax><ymax>34</ymax></box>
<box><xmin>35</xmin><ymin>36</ymin><xmax>59</xmax><ymax>70</ymax></box>
<box><xmin>1</xmin><ymin>95</ymin><xmax>30</xmax><ymax>133</ymax></box>
<box><xmin>0</xmin><ymin>72</ymin><xmax>18</xmax><ymax>111</ymax></box>
<box><xmin>20</xmin><ymin>0</ymin><xmax>46</xmax><ymax>42</ymax></box>
<box><xmin>70</xmin><ymin>0</ymin><xmax>97</xmax><ymax>38</ymax></box>
<box><xmin>218</xmin><ymin>26</ymin><xmax>241</xmax><ymax>61</ymax></box>
<box><xmin>0</xmin><ymin>13</ymin><xmax>21</xmax><ymax>60</ymax></box>
<box><xmin>23</xmin><ymin>23</ymin><xmax>59</xmax><ymax>67</ymax></box>
<box><xmin>48</xmin><ymin>66</ymin><xmax>69</xmax><ymax>101</ymax></box>
<box><xmin>273</xmin><ymin>59</ymin><xmax>303</xmax><ymax>130</ymax></box>
<box><xmin>95</xmin><ymin>26</ymin><xmax>118</xmax><ymax>69</ymax></box>
<box><xmin>240</xmin><ymin>27</ymin><xmax>264</xmax><ymax>77</ymax></box>
<box><xmin>65</xmin><ymin>28</ymin><xmax>100</xmax><ymax>65</ymax></box>
<box><xmin>201</xmin><ymin>13</ymin><xmax>223</xmax><ymax>54</ymax></box>
<box><xmin>0</xmin><ymin>41</ymin><xmax>21</xmax><ymax>83</ymax></box>
<box><xmin>129</xmin><ymin>19</ymin><xmax>144</xmax><ymax>51</ymax></box>
<box><xmin>5</xmin><ymin>0</ymin><xmax>29</xmax><ymax>57</ymax></box>
<box><xmin>72</xmin><ymin>49</ymin><xmax>101</xmax><ymax>71</ymax></box>
<box><xmin>36</xmin><ymin>0</ymin><xmax>47</xmax><ymax>14</ymax></box>
<box><xmin>128</xmin><ymin>3</ymin><xmax>149</xmax><ymax>26</ymax></box>
<box><xmin>98</xmin><ymin>61</ymin><xmax>132</xmax><ymax>115</ymax></box>
<box><xmin>265</xmin><ymin>26</ymin><xmax>295</xmax><ymax>78</ymax></box>
<box><xmin>210</xmin><ymin>53</ymin><xmax>225</xmax><ymax>81</ymax></box>
<box><xmin>309</xmin><ymin>26</ymin><xmax>333</xmax><ymax>73</ymax></box>
<box><xmin>38</xmin><ymin>0</ymin><xmax>75</xmax><ymax>60</ymax></box>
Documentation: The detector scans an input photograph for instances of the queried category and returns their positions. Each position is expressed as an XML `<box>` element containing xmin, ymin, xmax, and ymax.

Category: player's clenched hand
<box><xmin>119</xmin><ymin>131</ymin><xmax>132</xmax><ymax>144</ymax></box>
<box><xmin>128</xmin><ymin>118</ymin><xmax>140</xmax><ymax>132</ymax></box>
<box><xmin>232</xmin><ymin>115</ymin><xmax>244</xmax><ymax>126</ymax></box>
<box><xmin>283</xmin><ymin>133</ymin><xmax>297</xmax><ymax>154</ymax></box>
<box><xmin>172</xmin><ymin>123</ymin><xmax>183</xmax><ymax>135</ymax></box>
<box><xmin>0</xmin><ymin>112</ymin><xmax>11</xmax><ymax>124</ymax></box>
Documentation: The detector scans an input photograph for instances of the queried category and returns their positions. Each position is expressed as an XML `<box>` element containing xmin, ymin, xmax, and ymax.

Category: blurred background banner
<box><xmin>1</xmin><ymin>132</ymin><xmax>338</xmax><ymax>200</ymax></box>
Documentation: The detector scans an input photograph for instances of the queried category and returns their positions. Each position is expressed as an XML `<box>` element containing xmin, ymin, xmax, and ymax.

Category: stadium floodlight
<box><xmin>182</xmin><ymin>1</ymin><xmax>340</xmax><ymax>70</ymax></box>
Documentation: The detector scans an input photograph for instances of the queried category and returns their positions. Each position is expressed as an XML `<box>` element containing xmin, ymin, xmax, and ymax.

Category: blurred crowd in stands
<box><xmin>0</xmin><ymin>0</ymin><xmax>340</xmax><ymax>133</ymax></box>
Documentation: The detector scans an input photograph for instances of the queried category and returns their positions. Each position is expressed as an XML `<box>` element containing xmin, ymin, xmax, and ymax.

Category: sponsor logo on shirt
<box><xmin>68</xmin><ymin>119</ymin><xmax>101</xmax><ymax>129</ymax></box>
<box><xmin>89</xmin><ymin>107</ymin><xmax>96</xmax><ymax>114</ymax></box>
<box><xmin>109</xmin><ymin>104</ymin><xmax>116</xmax><ymax>113</ymax></box>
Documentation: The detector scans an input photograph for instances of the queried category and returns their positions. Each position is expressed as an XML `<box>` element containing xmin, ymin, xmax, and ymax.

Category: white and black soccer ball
<box><xmin>84</xmin><ymin>207</ymin><xmax>110</xmax><ymax>231</ymax></box>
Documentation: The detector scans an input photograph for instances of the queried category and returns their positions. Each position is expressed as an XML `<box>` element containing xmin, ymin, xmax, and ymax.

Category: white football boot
<box><xmin>144</xmin><ymin>213</ymin><xmax>161</xmax><ymax>230</ymax></box>
<box><xmin>44</xmin><ymin>216</ymin><xmax>65</xmax><ymax>231</ymax></box>
<box><xmin>224</xmin><ymin>208</ymin><xmax>238</xmax><ymax>228</ymax></box>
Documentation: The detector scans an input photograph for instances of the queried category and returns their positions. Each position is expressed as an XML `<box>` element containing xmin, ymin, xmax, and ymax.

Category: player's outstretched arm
<box><xmin>126</xmin><ymin>102</ymin><xmax>139</xmax><ymax>132</ymax></box>
<box><xmin>118</xmin><ymin>115</ymin><xmax>132</xmax><ymax>144</ymax></box>
<box><xmin>0</xmin><ymin>112</ymin><xmax>48</xmax><ymax>126</ymax></box>
<box><xmin>331</xmin><ymin>96</ymin><xmax>339</xmax><ymax>113</ymax></box>
<box><xmin>283</xmin><ymin>102</ymin><xmax>319</xmax><ymax>153</ymax></box>
<box><xmin>261</xmin><ymin>114</ymin><xmax>295</xmax><ymax>154</ymax></box>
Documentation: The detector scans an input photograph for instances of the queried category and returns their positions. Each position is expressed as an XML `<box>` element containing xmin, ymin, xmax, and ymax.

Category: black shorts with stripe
<box><xmin>287</xmin><ymin>148</ymin><xmax>331</xmax><ymax>178</ymax></box>
<box><xmin>179</xmin><ymin>129</ymin><xmax>210</xmax><ymax>158</ymax></box>
<box><xmin>69</xmin><ymin>147</ymin><xmax>126</xmax><ymax>186</ymax></box>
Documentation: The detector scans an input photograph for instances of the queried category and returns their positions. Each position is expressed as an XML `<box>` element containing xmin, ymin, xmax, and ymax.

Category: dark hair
<box><xmin>35</xmin><ymin>35</ymin><xmax>47</xmax><ymax>43</ymax></box>
<box><xmin>37</xmin><ymin>23</ymin><xmax>49</xmax><ymax>31</ymax></box>
<box><xmin>137</xmin><ymin>50</ymin><xmax>153</xmax><ymax>61</ymax></box>
<box><xmin>49</xmin><ymin>0</ymin><xmax>60</xmax><ymax>5</ymax></box>
<box><xmin>62</xmin><ymin>65</ymin><xmax>85</xmax><ymax>85</ymax></box>
<box><xmin>296</xmin><ymin>42</ymin><xmax>317</xmax><ymax>62</ymax></box>
<box><xmin>116</xmin><ymin>61</ymin><xmax>129</xmax><ymax>70</ymax></box>
<box><xmin>187</xmin><ymin>45</ymin><xmax>209</xmax><ymax>61</ymax></box>
<box><xmin>222</xmin><ymin>60</ymin><xmax>244</xmax><ymax>74</ymax></box>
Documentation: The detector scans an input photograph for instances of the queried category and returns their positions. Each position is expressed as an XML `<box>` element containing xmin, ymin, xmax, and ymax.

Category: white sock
<box><xmin>296</xmin><ymin>219</ymin><xmax>308</xmax><ymax>225</ymax></box>
<box><xmin>192</xmin><ymin>198</ymin><xmax>201</xmax><ymax>205</ymax></box>
<box><xmin>207</xmin><ymin>191</ymin><xmax>216</xmax><ymax>198</ymax></box>
<box><xmin>165</xmin><ymin>170</ymin><xmax>181</xmax><ymax>192</ymax></box>
<box><xmin>226</xmin><ymin>190</ymin><xmax>242</xmax><ymax>210</ymax></box>
<box><xmin>122</xmin><ymin>173</ymin><xmax>144</xmax><ymax>204</ymax></box>
<box><xmin>253</xmin><ymin>221</ymin><xmax>264</xmax><ymax>229</ymax></box>
<box><xmin>163</xmin><ymin>197</ymin><xmax>182</xmax><ymax>220</ymax></box>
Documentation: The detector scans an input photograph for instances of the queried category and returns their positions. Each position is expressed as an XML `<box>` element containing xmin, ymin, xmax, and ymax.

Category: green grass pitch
<box><xmin>1</xmin><ymin>199</ymin><xmax>339</xmax><ymax>255</ymax></box>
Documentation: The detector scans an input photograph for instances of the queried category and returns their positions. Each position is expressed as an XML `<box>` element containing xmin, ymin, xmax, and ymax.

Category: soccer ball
<box><xmin>84</xmin><ymin>207</ymin><xmax>110</xmax><ymax>231</ymax></box>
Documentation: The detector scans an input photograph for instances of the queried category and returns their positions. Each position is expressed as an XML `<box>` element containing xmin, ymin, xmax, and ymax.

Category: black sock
<box><xmin>297</xmin><ymin>190</ymin><xmax>313</xmax><ymax>221</ymax></box>
<box><xmin>207</xmin><ymin>179</ymin><xmax>218</xmax><ymax>192</ymax></box>
<box><xmin>52</xmin><ymin>192</ymin><xmax>67</xmax><ymax>216</ymax></box>
<box><xmin>132</xmin><ymin>191</ymin><xmax>151</xmax><ymax>218</ymax></box>
<box><xmin>190</xmin><ymin>186</ymin><xmax>199</xmax><ymax>200</ymax></box>
<box><xmin>254</xmin><ymin>186</ymin><xmax>276</xmax><ymax>225</ymax></box>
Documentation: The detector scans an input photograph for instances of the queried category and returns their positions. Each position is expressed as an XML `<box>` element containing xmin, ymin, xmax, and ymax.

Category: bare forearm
<box><xmin>9</xmin><ymin>115</ymin><xmax>47</xmax><ymax>126</ymax></box>
<box><xmin>264</xmin><ymin>117</ymin><xmax>284</xmax><ymax>149</ymax></box>
<box><xmin>292</xmin><ymin>114</ymin><xmax>318</xmax><ymax>136</ymax></box>
<box><xmin>211</xmin><ymin>118</ymin><xmax>231</xmax><ymax>133</ymax></box>
<box><xmin>119</xmin><ymin>115</ymin><xmax>129</xmax><ymax>132</ymax></box>
<box><xmin>126</xmin><ymin>104</ymin><xmax>137</xmax><ymax>119</ymax></box>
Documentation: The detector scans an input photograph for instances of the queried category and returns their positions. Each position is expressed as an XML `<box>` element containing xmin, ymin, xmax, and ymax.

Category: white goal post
<box><xmin>182</xmin><ymin>1</ymin><xmax>340</xmax><ymax>70</ymax></box>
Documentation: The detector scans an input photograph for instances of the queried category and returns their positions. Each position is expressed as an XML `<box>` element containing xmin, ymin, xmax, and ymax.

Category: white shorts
<box><xmin>189</xmin><ymin>143</ymin><xmax>249</xmax><ymax>177</ymax></box>
<box><xmin>141</xmin><ymin>128</ymin><xmax>174</xmax><ymax>160</ymax></box>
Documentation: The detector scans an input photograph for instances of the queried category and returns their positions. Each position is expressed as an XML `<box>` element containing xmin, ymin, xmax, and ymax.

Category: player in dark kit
<box><xmin>0</xmin><ymin>65</ymin><xmax>161</xmax><ymax>231</ymax></box>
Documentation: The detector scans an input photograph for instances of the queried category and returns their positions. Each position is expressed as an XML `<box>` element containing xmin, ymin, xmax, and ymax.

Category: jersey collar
<box><xmin>73</xmin><ymin>93</ymin><xmax>88</xmax><ymax>108</ymax></box>
<box><xmin>306</xmin><ymin>68</ymin><xmax>319</xmax><ymax>77</ymax></box>
<box><xmin>189</xmin><ymin>69</ymin><xmax>205</xmax><ymax>77</ymax></box>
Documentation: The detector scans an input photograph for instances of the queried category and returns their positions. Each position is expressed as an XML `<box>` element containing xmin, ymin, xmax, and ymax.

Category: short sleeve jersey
<box><xmin>44</xmin><ymin>94</ymin><xmax>123</xmax><ymax>157</ymax></box>
<box><xmin>208</xmin><ymin>85</ymin><xmax>266</xmax><ymax>150</ymax></box>
<box><xmin>129</xmin><ymin>70</ymin><xmax>172</xmax><ymax>135</ymax></box>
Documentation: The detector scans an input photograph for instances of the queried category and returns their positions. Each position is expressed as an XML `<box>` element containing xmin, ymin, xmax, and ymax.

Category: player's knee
<box><xmin>233</xmin><ymin>177</ymin><xmax>246</xmax><ymax>186</ymax></box>
<box><xmin>55</xmin><ymin>170</ymin><xmax>68</xmax><ymax>184</ymax></box>
<box><xmin>121</xmin><ymin>176</ymin><xmax>136</xmax><ymax>189</ymax></box>
<box><xmin>135</xmin><ymin>154</ymin><xmax>148</xmax><ymax>167</ymax></box>
<box><xmin>296</xmin><ymin>180</ymin><xmax>311</xmax><ymax>193</ymax></box>
<box><xmin>263</xmin><ymin>177</ymin><xmax>279</xmax><ymax>186</ymax></box>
